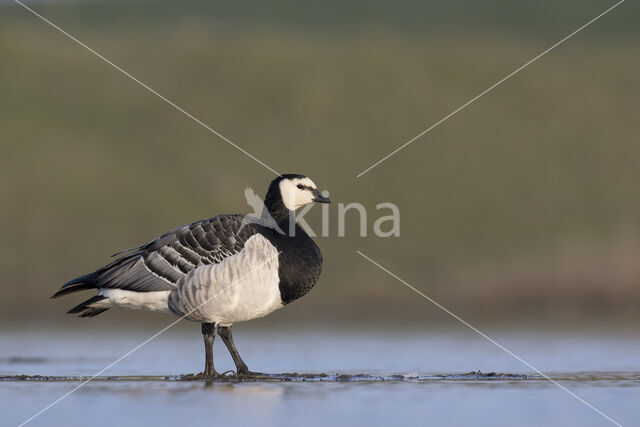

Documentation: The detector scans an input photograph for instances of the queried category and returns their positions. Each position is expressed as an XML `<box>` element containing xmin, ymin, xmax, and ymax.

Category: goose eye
<box><xmin>296</xmin><ymin>184</ymin><xmax>304</xmax><ymax>189</ymax></box>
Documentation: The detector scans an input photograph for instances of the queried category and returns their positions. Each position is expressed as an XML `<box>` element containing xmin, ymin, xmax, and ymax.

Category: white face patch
<box><xmin>279</xmin><ymin>177</ymin><xmax>317</xmax><ymax>210</ymax></box>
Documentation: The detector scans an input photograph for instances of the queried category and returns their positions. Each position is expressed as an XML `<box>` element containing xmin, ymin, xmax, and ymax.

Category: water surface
<box><xmin>1</xmin><ymin>327</ymin><xmax>638</xmax><ymax>426</ymax></box>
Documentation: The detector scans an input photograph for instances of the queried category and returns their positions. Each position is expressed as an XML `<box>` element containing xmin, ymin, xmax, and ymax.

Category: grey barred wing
<box><xmin>53</xmin><ymin>214</ymin><xmax>257</xmax><ymax>297</ymax></box>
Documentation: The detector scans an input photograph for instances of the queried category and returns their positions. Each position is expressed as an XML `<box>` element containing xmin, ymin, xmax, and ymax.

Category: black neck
<box><xmin>263</xmin><ymin>183</ymin><xmax>297</xmax><ymax>231</ymax></box>
<box><xmin>260</xmin><ymin>176</ymin><xmax>322</xmax><ymax>305</ymax></box>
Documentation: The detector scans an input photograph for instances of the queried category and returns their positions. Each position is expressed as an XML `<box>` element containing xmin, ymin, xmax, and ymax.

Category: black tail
<box><xmin>51</xmin><ymin>273</ymin><xmax>100</xmax><ymax>299</ymax></box>
<box><xmin>67</xmin><ymin>295</ymin><xmax>109</xmax><ymax>318</ymax></box>
<box><xmin>52</xmin><ymin>273</ymin><xmax>109</xmax><ymax>318</ymax></box>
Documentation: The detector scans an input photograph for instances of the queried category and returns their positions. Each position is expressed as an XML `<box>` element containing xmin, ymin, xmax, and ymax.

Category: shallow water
<box><xmin>1</xmin><ymin>326</ymin><xmax>639</xmax><ymax>426</ymax></box>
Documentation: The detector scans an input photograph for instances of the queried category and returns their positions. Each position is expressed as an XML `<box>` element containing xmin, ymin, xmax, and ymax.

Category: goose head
<box><xmin>264</xmin><ymin>174</ymin><xmax>330</xmax><ymax>220</ymax></box>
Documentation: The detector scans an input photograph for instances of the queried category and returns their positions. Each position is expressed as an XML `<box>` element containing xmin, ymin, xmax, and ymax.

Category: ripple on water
<box><xmin>0</xmin><ymin>371</ymin><xmax>543</xmax><ymax>383</ymax></box>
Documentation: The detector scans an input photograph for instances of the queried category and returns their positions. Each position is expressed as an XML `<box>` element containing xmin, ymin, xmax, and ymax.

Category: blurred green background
<box><xmin>1</xmin><ymin>0</ymin><xmax>639</xmax><ymax>328</ymax></box>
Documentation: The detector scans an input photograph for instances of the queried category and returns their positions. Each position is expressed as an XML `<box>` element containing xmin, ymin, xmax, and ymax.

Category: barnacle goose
<box><xmin>52</xmin><ymin>174</ymin><xmax>330</xmax><ymax>376</ymax></box>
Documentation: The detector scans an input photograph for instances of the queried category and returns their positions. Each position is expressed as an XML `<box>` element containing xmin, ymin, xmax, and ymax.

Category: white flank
<box><xmin>168</xmin><ymin>234</ymin><xmax>283</xmax><ymax>325</ymax></box>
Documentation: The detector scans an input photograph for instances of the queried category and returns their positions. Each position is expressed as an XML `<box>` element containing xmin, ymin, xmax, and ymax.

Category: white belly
<box><xmin>168</xmin><ymin>234</ymin><xmax>283</xmax><ymax>325</ymax></box>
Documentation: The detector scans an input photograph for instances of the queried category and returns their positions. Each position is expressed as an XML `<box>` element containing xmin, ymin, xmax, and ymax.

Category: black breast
<box><xmin>258</xmin><ymin>225</ymin><xmax>323</xmax><ymax>304</ymax></box>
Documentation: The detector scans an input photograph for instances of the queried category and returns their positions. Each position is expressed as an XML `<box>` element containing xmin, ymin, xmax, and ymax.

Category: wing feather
<box><xmin>53</xmin><ymin>214</ymin><xmax>258</xmax><ymax>297</ymax></box>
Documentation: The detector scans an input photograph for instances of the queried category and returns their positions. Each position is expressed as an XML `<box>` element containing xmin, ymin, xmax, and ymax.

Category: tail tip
<box><xmin>67</xmin><ymin>295</ymin><xmax>109</xmax><ymax>317</ymax></box>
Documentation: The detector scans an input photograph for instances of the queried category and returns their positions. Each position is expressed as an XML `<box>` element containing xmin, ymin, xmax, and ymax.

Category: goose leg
<box><xmin>218</xmin><ymin>325</ymin><xmax>258</xmax><ymax>376</ymax></box>
<box><xmin>201</xmin><ymin>323</ymin><xmax>217</xmax><ymax>377</ymax></box>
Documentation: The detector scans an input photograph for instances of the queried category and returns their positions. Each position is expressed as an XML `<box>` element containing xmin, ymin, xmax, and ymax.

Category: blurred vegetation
<box><xmin>1</xmin><ymin>0</ymin><xmax>639</xmax><ymax>327</ymax></box>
